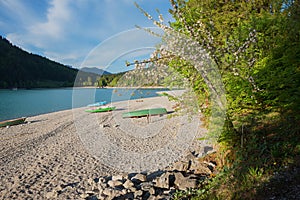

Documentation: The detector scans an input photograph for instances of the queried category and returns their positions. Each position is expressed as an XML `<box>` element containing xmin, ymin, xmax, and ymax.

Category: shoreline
<box><xmin>0</xmin><ymin>88</ymin><xmax>180</xmax><ymax>122</ymax></box>
<box><xmin>0</xmin><ymin>93</ymin><xmax>207</xmax><ymax>199</ymax></box>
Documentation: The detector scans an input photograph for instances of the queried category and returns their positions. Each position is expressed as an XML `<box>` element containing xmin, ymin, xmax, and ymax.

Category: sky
<box><xmin>0</xmin><ymin>0</ymin><xmax>173</xmax><ymax>73</ymax></box>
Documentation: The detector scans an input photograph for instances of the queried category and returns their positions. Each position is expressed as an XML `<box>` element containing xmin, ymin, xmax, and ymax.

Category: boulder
<box><xmin>140</xmin><ymin>182</ymin><xmax>154</xmax><ymax>191</ymax></box>
<box><xmin>111</xmin><ymin>175</ymin><xmax>123</xmax><ymax>181</ymax></box>
<box><xmin>123</xmin><ymin>179</ymin><xmax>134</xmax><ymax>189</ymax></box>
<box><xmin>189</xmin><ymin>158</ymin><xmax>212</xmax><ymax>175</ymax></box>
<box><xmin>134</xmin><ymin>190</ymin><xmax>143</xmax><ymax>198</ymax></box>
<box><xmin>131</xmin><ymin>173</ymin><xmax>147</xmax><ymax>183</ymax></box>
<box><xmin>154</xmin><ymin>172</ymin><xmax>173</xmax><ymax>189</ymax></box>
<box><xmin>172</xmin><ymin>161</ymin><xmax>190</xmax><ymax>172</ymax></box>
<box><xmin>107</xmin><ymin>180</ymin><xmax>123</xmax><ymax>188</ymax></box>
<box><xmin>174</xmin><ymin>172</ymin><xmax>197</xmax><ymax>190</ymax></box>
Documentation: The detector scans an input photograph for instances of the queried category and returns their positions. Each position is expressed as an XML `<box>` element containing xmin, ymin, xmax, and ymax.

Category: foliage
<box><xmin>135</xmin><ymin>0</ymin><xmax>300</xmax><ymax>198</ymax></box>
<box><xmin>97</xmin><ymin>72</ymin><xmax>125</xmax><ymax>87</ymax></box>
<box><xmin>0</xmin><ymin>36</ymin><xmax>108</xmax><ymax>88</ymax></box>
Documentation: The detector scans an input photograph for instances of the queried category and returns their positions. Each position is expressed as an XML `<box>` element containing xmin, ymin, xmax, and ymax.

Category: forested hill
<box><xmin>0</xmin><ymin>36</ymin><xmax>79</xmax><ymax>88</ymax></box>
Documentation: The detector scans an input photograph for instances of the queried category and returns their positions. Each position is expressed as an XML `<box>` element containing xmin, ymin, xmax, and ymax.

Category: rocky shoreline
<box><xmin>45</xmin><ymin>148</ymin><xmax>217</xmax><ymax>200</ymax></box>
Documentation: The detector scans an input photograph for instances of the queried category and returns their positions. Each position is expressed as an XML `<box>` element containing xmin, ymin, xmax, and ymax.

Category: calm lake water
<box><xmin>0</xmin><ymin>88</ymin><xmax>166</xmax><ymax>121</ymax></box>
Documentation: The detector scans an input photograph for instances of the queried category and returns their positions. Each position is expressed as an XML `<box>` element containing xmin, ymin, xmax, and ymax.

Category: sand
<box><xmin>0</xmin><ymin>94</ymin><xmax>207</xmax><ymax>199</ymax></box>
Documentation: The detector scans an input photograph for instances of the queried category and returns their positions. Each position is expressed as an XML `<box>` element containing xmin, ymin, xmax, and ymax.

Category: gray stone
<box><xmin>154</xmin><ymin>172</ymin><xmax>172</xmax><ymax>189</ymax></box>
<box><xmin>156</xmin><ymin>194</ymin><xmax>170</xmax><ymax>200</ymax></box>
<box><xmin>102</xmin><ymin>188</ymin><xmax>111</xmax><ymax>196</ymax></box>
<box><xmin>134</xmin><ymin>190</ymin><xmax>143</xmax><ymax>198</ymax></box>
<box><xmin>123</xmin><ymin>179</ymin><xmax>134</xmax><ymax>189</ymax></box>
<box><xmin>130</xmin><ymin>187</ymin><xmax>137</xmax><ymax>192</ymax></box>
<box><xmin>174</xmin><ymin>172</ymin><xmax>197</xmax><ymax>190</ymax></box>
<box><xmin>102</xmin><ymin>188</ymin><xmax>119</xmax><ymax>197</ymax></box>
<box><xmin>112</xmin><ymin>175</ymin><xmax>123</xmax><ymax>181</ymax></box>
<box><xmin>140</xmin><ymin>182</ymin><xmax>154</xmax><ymax>191</ymax></box>
<box><xmin>121</xmin><ymin>189</ymin><xmax>127</xmax><ymax>195</ymax></box>
<box><xmin>131</xmin><ymin>173</ymin><xmax>147</xmax><ymax>182</ymax></box>
<box><xmin>97</xmin><ymin>183</ymin><xmax>107</xmax><ymax>191</ymax></box>
<box><xmin>98</xmin><ymin>193</ymin><xmax>107</xmax><ymax>200</ymax></box>
<box><xmin>189</xmin><ymin>158</ymin><xmax>212</xmax><ymax>175</ymax></box>
<box><xmin>79</xmin><ymin>193</ymin><xmax>89</xmax><ymax>199</ymax></box>
<box><xmin>147</xmin><ymin>195</ymin><xmax>158</xmax><ymax>200</ymax></box>
<box><xmin>172</xmin><ymin>161</ymin><xmax>189</xmax><ymax>172</ymax></box>
<box><xmin>107</xmin><ymin>180</ymin><xmax>123</xmax><ymax>188</ymax></box>
<box><xmin>149</xmin><ymin>187</ymin><xmax>155</xmax><ymax>195</ymax></box>
<box><xmin>46</xmin><ymin>190</ymin><xmax>58</xmax><ymax>199</ymax></box>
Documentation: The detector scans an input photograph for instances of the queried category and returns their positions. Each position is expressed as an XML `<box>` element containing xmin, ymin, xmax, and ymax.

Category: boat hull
<box><xmin>87</xmin><ymin>101</ymin><xmax>107</xmax><ymax>107</ymax></box>
<box><xmin>85</xmin><ymin>106</ymin><xmax>116</xmax><ymax>113</ymax></box>
<box><xmin>122</xmin><ymin>108</ymin><xmax>167</xmax><ymax>118</ymax></box>
<box><xmin>0</xmin><ymin>117</ymin><xmax>26</xmax><ymax>127</ymax></box>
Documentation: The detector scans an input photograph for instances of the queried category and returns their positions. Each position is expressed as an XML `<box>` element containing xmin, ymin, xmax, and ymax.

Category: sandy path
<box><xmin>0</xmin><ymin>94</ymin><xmax>206</xmax><ymax>199</ymax></box>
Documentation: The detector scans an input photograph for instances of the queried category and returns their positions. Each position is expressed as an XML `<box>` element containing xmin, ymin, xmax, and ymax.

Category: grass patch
<box><xmin>172</xmin><ymin>110</ymin><xmax>300</xmax><ymax>199</ymax></box>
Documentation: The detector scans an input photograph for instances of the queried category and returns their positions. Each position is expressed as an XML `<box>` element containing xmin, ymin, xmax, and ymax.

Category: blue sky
<box><xmin>0</xmin><ymin>0</ymin><xmax>173</xmax><ymax>73</ymax></box>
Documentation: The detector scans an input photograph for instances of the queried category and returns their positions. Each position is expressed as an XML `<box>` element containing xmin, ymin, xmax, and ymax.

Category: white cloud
<box><xmin>2</xmin><ymin>0</ymin><xmax>172</xmax><ymax>71</ymax></box>
<box><xmin>29</xmin><ymin>0</ymin><xmax>71</xmax><ymax>39</ymax></box>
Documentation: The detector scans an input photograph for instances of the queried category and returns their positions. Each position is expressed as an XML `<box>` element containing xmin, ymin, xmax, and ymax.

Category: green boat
<box><xmin>85</xmin><ymin>106</ymin><xmax>116</xmax><ymax>113</ymax></box>
<box><xmin>122</xmin><ymin>108</ymin><xmax>167</xmax><ymax>118</ymax></box>
<box><xmin>0</xmin><ymin>117</ymin><xmax>26</xmax><ymax>127</ymax></box>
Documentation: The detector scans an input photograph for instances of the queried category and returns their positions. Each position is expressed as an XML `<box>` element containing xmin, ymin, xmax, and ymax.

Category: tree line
<box><xmin>0</xmin><ymin>36</ymin><xmax>124</xmax><ymax>89</ymax></box>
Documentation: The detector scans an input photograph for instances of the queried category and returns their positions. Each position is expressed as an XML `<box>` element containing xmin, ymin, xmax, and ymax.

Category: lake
<box><xmin>0</xmin><ymin>87</ymin><xmax>167</xmax><ymax>121</ymax></box>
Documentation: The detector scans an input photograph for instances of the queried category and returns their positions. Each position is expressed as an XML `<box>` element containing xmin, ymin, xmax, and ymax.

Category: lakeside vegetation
<box><xmin>135</xmin><ymin>0</ymin><xmax>300</xmax><ymax>199</ymax></box>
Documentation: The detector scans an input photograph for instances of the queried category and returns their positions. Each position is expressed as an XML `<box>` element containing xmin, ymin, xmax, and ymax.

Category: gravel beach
<box><xmin>0</xmin><ymin>94</ymin><xmax>207</xmax><ymax>199</ymax></box>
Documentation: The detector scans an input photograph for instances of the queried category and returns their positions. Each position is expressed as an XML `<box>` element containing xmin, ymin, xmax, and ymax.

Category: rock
<box><xmin>97</xmin><ymin>182</ymin><xmax>107</xmax><ymax>190</ymax></box>
<box><xmin>107</xmin><ymin>180</ymin><xmax>123</xmax><ymax>188</ymax></box>
<box><xmin>185</xmin><ymin>151</ymin><xmax>196</xmax><ymax>161</ymax></box>
<box><xmin>174</xmin><ymin>172</ymin><xmax>197</xmax><ymax>190</ymax></box>
<box><xmin>189</xmin><ymin>158</ymin><xmax>212</xmax><ymax>175</ymax></box>
<box><xmin>204</xmin><ymin>146</ymin><xmax>215</xmax><ymax>154</ymax></box>
<box><xmin>111</xmin><ymin>175</ymin><xmax>123</xmax><ymax>181</ymax></box>
<box><xmin>98</xmin><ymin>193</ymin><xmax>107</xmax><ymax>200</ymax></box>
<box><xmin>88</xmin><ymin>178</ymin><xmax>96</xmax><ymax>185</ymax></box>
<box><xmin>140</xmin><ymin>182</ymin><xmax>154</xmax><ymax>191</ymax></box>
<box><xmin>149</xmin><ymin>187</ymin><xmax>156</xmax><ymax>195</ymax></box>
<box><xmin>85</xmin><ymin>190</ymin><xmax>96</xmax><ymax>195</ymax></box>
<box><xmin>102</xmin><ymin>188</ymin><xmax>112</xmax><ymax>196</ymax></box>
<box><xmin>156</xmin><ymin>194</ymin><xmax>170</xmax><ymax>199</ymax></box>
<box><xmin>129</xmin><ymin>187</ymin><xmax>137</xmax><ymax>192</ymax></box>
<box><xmin>102</xmin><ymin>188</ymin><xmax>122</xmax><ymax>198</ymax></box>
<box><xmin>46</xmin><ymin>191</ymin><xmax>58</xmax><ymax>199</ymax></box>
<box><xmin>154</xmin><ymin>172</ymin><xmax>172</xmax><ymax>189</ymax></box>
<box><xmin>134</xmin><ymin>190</ymin><xmax>143</xmax><ymax>198</ymax></box>
<box><xmin>123</xmin><ymin>179</ymin><xmax>134</xmax><ymax>189</ymax></box>
<box><xmin>79</xmin><ymin>193</ymin><xmax>89</xmax><ymax>199</ymax></box>
<box><xmin>121</xmin><ymin>189</ymin><xmax>127</xmax><ymax>195</ymax></box>
<box><xmin>172</xmin><ymin>161</ymin><xmax>189</xmax><ymax>172</ymax></box>
<box><xmin>131</xmin><ymin>173</ymin><xmax>147</xmax><ymax>183</ymax></box>
<box><xmin>147</xmin><ymin>195</ymin><xmax>158</xmax><ymax>200</ymax></box>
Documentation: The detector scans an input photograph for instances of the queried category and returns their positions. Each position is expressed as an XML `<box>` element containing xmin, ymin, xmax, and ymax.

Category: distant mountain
<box><xmin>80</xmin><ymin>67</ymin><xmax>111</xmax><ymax>75</ymax></box>
<box><xmin>0</xmin><ymin>36</ymin><xmax>101</xmax><ymax>88</ymax></box>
